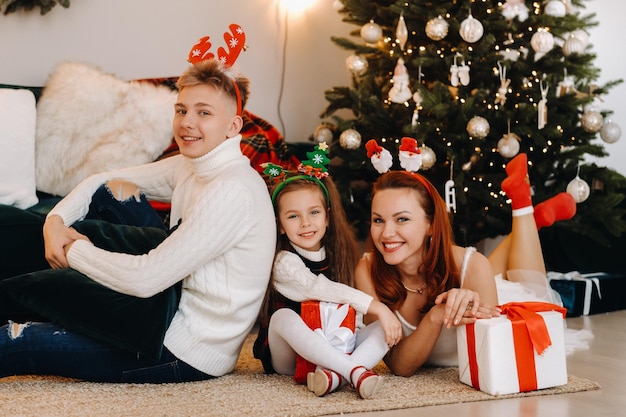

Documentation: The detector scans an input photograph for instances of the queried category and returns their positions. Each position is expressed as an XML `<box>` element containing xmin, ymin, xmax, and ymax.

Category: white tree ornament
<box><xmin>600</xmin><ymin>120</ymin><xmax>622</xmax><ymax>143</ymax></box>
<box><xmin>425</xmin><ymin>15</ymin><xmax>449</xmax><ymax>41</ymax></box>
<box><xmin>530</xmin><ymin>29</ymin><xmax>555</xmax><ymax>60</ymax></box>
<box><xmin>396</xmin><ymin>13</ymin><xmax>409</xmax><ymax>50</ymax></box>
<box><xmin>360</xmin><ymin>20</ymin><xmax>382</xmax><ymax>44</ymax></box>
<box><xmin>459</xmin><ymin>12</ymin><xmax>484</xmax><ymax>43</ymax></box>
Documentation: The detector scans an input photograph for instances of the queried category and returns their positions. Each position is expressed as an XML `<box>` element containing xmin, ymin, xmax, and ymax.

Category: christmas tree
<box><xmin>318</xmin><ymin>0</ymin><xmax>626</xmax><ymax>247</ymax></box>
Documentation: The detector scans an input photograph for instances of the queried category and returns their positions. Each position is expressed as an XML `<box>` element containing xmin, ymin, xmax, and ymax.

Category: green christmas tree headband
<box><xmin>263</xmin><ymin>142</ymin><xmax>331</xmax><ymax>208</ymax></box>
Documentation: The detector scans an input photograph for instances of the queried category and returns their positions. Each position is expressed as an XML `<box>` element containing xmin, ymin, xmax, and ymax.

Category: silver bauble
<box><xmin>339</xmin><ymin>129</ymin><xmax>362</xmax><ymax>150</ymax></box>
<box><xmin>567</xmin><ymin>176</ymin><xmax>590</xmax><ymax>203</ymax></box>
<box><xmin>313</xmin><ymin>125</ymin><xmax>334</xmax><ymax>143</ymax></box>
<box><xmin>360</xmin><ymin>20</ymin><xmax>383</xmax><ymax>44</ymax></box>
<box><xmin>497</xmin><ymin>133</ymin><xmax>521</xmax><ymax>158</ymax></box>
<box><xmin>425</xmin><ymin>16</ymin><xmax>449</xmax><ymax>41</ymax></box>
<box><xmin>466</xmin><ymin>116</ymin><xmax>490</xmax><ymax>139</ymax></box>
<box><xmin>581</xmin><ymin>110</ymin><xmax>604</xmax><ymax>133</ymax></box>
<box><xmin>346</xmin><ymin>54</ymin><xmax>368</xmax><ymax>76</ymax></box>
<box><xmin>600</xmin><ymin>120</ymin><xmax>622</xmax><ymax>143</ymax></box>
<box><xmin>420</xmin><ymin>145</ymin><xmax>436</xmax><ymax>169</ymax></box>
<box><xmin>459</xmin><ymin>14</ymin><xmax>484</xmax><ymax>43</ymax></box>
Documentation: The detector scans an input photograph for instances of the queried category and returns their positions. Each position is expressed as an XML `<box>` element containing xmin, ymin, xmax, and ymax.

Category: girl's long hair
<box><xmin>258</xmin><ymin>176</ymin><xmax>360</xmax><ymax>322</ymax></box>
<box><xmin>368</xmin><ymin>171</ymin><xmax>461</xmax><ymax>312</ymax></box>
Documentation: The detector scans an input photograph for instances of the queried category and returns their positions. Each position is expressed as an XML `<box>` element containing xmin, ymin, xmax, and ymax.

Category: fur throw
<box><xmin>35</xmin><ymin>62</ymin><xmax>177</xmax><ymax>196</ymax></box>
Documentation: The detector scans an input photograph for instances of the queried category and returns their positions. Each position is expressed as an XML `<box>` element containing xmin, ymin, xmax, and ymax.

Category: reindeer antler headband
<box><xmin>187</xmin><ymin>23</ymin><xmax>247</xmax><ymax>115</ymax></box>
<box><xmin>262</xmin><ymin>142</ymin><xmax>331</xmax><ymax>208</ymax></box>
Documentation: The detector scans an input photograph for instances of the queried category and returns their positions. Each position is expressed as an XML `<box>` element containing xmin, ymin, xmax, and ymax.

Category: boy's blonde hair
<box><xmin>176</xmin><ymin>60</ymin><xmax>250</xmax><ymax>112</ymax></box>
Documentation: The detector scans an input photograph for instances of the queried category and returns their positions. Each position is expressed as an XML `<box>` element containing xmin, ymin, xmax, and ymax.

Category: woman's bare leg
<box><xmin>488</xmin><ymin>154</ymin><xmax>545</xmax><ymax>279</ymax></box>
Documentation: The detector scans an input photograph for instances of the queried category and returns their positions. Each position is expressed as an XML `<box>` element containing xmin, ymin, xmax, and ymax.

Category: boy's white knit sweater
<box><xmin>48</xmin><ymin>135</ymin><xmax>276</xmax><ymax>376</ymax></box>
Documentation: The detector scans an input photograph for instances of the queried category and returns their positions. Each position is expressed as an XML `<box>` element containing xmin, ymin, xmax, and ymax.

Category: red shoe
<box><xmin>350</xmin><ymin>366</ymin><xmax>383</xmax><ymax>399</ymax></box>
<box><xmin>307</xmin><ymin>368</ymin><xmax>341</xmax><ymax>397</ymax></box>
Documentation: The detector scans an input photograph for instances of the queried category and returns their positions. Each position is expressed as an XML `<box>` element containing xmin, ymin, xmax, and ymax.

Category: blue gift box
<box><xmin>548</xmin><ymin>272</ymin><xmax>626</xmax><ymax>317</ymax></box>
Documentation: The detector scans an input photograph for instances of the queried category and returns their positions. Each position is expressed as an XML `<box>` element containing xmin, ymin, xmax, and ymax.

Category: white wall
<box><xmin>0</xmin><ymin>0</ymin><xmax>353</xmax><ymax>143</ymax></box>
<box><xmin>0</xmin><ymin>0</ymin><xmax>624</xmax><ymax>173</ymax></box>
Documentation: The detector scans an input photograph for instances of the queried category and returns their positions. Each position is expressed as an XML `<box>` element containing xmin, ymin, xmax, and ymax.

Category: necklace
<box><xmin>402</xmin><ymin>281</ymin><xmax>427</xmax><ymax>294</ymax></box>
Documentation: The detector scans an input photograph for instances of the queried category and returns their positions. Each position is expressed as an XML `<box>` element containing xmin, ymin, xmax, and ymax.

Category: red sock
<box><xmin>501</xmin><ymin>154</ymin><xmax>532</xmax><ymax>210</ymax></box>
<box><xmin>534</xmin><ymin>192</ymin><xmax>577</xmax><ymax>229</ymax></box>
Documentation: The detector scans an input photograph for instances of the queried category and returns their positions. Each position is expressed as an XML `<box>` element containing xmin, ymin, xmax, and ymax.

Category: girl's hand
<box><xmin>435</xmin><ymin>289</ymin><xmax>500</xmax><ymax>328</ymax></box>
<box><xmin>368</xmin><ymin>300</ymin><xmax>403</xmax><ymax>348</ymax></box>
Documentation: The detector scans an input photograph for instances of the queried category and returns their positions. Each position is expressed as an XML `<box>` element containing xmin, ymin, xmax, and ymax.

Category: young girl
<box><xmin>253</xmin><ymin>163</ymin><xmax>402</xmax><ymax>399</ymax></box>
<box><xmin>355</xmin><ymin>152</ymin><xmax>586</xmax><ymax>377</ymax></box>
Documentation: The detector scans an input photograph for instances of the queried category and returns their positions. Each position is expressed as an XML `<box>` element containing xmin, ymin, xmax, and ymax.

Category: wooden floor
<box><xmin>326</xmin><ymin>309</ymin><xmax>626</xmax><ymax>417</ymax></box>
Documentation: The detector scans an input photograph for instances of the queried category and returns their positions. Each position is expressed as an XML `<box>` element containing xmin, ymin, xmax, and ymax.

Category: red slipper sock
<box><xmin>534</xmin><ymin>192</ymin><xmax>577</xmax><ymax>229</ymax></box>
<box><xmin>501</xmin><ymin>154</ymin><xmax>532</xmax><ymax>213</ymax></box>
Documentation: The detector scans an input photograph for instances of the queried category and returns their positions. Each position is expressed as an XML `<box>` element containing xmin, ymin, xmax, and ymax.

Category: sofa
<box><xmin>0</xmin><ymin>61</ymin><xmax>300</xmax><ymax>217</ymax></box>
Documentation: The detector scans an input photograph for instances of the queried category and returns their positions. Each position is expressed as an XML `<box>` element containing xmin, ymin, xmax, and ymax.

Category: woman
<box><xmin>355</xmin><ymin>153</ymin><xmax>577</xmax><ymax>377</ymax></box>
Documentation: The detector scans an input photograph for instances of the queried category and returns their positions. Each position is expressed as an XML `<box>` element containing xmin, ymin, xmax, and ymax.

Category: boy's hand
<box><xmin>43</xmin><ymin>215</ymin><xmax>90</xmax><ymax>269</ymax></box>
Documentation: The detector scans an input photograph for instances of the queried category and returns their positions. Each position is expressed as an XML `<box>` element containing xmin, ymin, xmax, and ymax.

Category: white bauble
<box><xmin>567</xmin><ymin>176</ymin><xmax>590</xmax><ymax>203</ymax></box>
<box><xmin>581</xmin><ymin>110</ymin><xmax>604</xmax><ymax>133</ymax></box>
<box><xmin>544</xmin><ymin>0</ymin><xmax>567</xmax><ymax>17</ymax></box>
<box><xmin>420</xmin><ymin>145</ymin><xmax>436</xmax><ymax>169</ymax></box>
<box><xmin>600</xmin><ymin>120</ymin><xmax>622</xmax><ymax>143</ymax></box>
<box><xmin>497</xmin><ymin>133</ymin><xmax>521</xmax><ymax>158</ymax></box>
<box><xmin>562</xmin><ymin>35</ymin><xmax>586</xmax><ymax>56</ymax></box>
<box><xmin>570</xmin><ymin>29</ymin><xmax>589</xmax><ymax>47</ymax></box>
<box><xmin>530</xmin><ymin>30</ymin><xmax>555</xmax><ymax>53</ymax></box>
<box><xmin>346</xmin><ymin>54</ymin><xmax>368</xmax><ymax>76</ymax></box>
<box><xmin>332</xmin><ymin>0</ymin><xmax>344</xmax><ymax>11</ymax></box>
<box><xmin>466</xmin><ymin>116</ymin><xmax>490</xmax><ymax>138</ymax></box>
<box><xmin>459</xmin><ymin>14</ymin><xmax>484</xmax><ymax>43</ymax></box>
<box><xmin>339</xmin><ymin>129</ymin><xmax>362</xmax><ymax>150</ymax></box>
<box><xmin>361</xmin><ymin>20</ymin><xmax>383</xmax><ymax>44</ymax></box>
<box><xmin>425</xmin><ymin>16</ymin><xmax>449</xmax><ymax>41</ymax></box>
<box><xmin>313</xmin><ymin>125</ymin><xmax>334</xmax><ymax>143</ymax></box>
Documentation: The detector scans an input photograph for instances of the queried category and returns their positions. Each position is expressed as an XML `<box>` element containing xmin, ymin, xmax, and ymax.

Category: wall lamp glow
<box><xmin>281</xmin><ymin>0</ymin><xmax>316</xmax><ymax>14</ymax></box>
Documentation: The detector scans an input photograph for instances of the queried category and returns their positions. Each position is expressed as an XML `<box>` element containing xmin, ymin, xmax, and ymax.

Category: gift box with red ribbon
<box><xmin>294</xmin><ymin>300</ymin><xmax>356</xmax><ymax>384</ymax></box>
<box><xmin>457</xmin><ymin>302</ymin><xmax>568</xmax><ymax>396</ymax></box>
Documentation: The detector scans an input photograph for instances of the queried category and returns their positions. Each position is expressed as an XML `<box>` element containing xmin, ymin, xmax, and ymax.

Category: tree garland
<box><xmin>1</xmin><ymin>0</ymin><xmax>70</xmax><ymax>15</ymax></box>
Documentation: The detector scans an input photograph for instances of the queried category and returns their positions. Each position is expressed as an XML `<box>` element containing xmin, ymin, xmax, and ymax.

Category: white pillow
<box><xmin>35</xmin><ymin>62</ymin><xmax>177</xmax><ymax>196</ymax></box>
<box><xmin>0</xmin><ymin>88</ymin><xmax>38</xmax><ymax>209</ymax></box>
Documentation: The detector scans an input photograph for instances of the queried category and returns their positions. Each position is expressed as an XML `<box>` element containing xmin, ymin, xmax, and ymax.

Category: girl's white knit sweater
<box><xmin>48</xmin><ymin>136</ymin><xmax>276</xmax><ymax>376</ymax></box>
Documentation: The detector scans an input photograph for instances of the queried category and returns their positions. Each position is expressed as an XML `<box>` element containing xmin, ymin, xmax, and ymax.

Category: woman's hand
<box><xmin>435</xmin><ymin>288</ymin><xmax>500</xmax><ymax>328</ymax></box>
<box><xmin>368</xmin><ymin>300</ymin><xmax>403</xmax><ymax>348</ymax></box>
<box><xmin>43</xmin><ymin>215</ymin><xmax>90</xmax><ymax>269</ymax></box>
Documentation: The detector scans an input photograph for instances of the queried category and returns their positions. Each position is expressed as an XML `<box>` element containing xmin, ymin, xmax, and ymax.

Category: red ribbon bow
<box><xmin>466</xmin><ymin>301</ymin><xmax>566</xmax><ymax>392</ymax></box>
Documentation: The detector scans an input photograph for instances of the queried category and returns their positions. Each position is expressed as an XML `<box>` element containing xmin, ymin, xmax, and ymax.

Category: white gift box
<box><xmin>457</xmin><ymin>303</ymin><xmax>568</xmax><ymax>396</ymax></box>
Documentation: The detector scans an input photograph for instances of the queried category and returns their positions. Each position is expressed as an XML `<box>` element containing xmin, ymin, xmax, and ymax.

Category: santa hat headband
<box><xmin>262</xmin><ymin>142</ymin><xmax>331</xmax><ymax>209</ymax></box>
<box><xmin>187</xmin><ymin>24</ymin><xmax>247</xmax><ymax>116</ymax></box>
<box><xmin>366</xmin><ymin>138</ymin><xmax>434</xmax><ymax>199</ymax></box>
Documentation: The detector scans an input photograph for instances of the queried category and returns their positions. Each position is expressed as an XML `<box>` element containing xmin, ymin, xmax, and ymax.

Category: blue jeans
<box><xmin>86</xmin><ymin>183</ymin><xmax>167</xmax><ymax>230</ymax></box>
<box><xmin>0</xmin><ymin>322</ymin><xmax>213</xmax><ymax>383</ymax></box>
<box><xmin>0</xmin><ymin>184</ymin><xmax>208</xmax><ymax>382</ymax></box>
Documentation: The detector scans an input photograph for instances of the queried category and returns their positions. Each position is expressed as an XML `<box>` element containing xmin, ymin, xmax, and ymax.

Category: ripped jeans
<box><xmin>0</xmin><ymin>184</ymin><xmax>211</xmax><ymax>383</ymax></box>
<box><xmin>0</xmin><ymin>322</ymin><xmax>212</xmax><ymax>383</ymax></box>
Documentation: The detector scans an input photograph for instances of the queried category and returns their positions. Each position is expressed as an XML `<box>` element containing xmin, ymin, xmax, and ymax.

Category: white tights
<box><xmin>268</xmin><ymin>308</ymin><xmax>389</xmax><ymax>382</ymax></box>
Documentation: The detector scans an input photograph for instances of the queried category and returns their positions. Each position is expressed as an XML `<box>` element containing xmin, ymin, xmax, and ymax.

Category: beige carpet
<box><xmin>0</xmin><ymin>334</ymin><xmax>600</xmax><ymax>417</ymax></box>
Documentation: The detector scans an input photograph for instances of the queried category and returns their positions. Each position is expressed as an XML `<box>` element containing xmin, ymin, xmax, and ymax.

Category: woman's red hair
<box><xmin>368</xmin><ymin>171</ymin><xmax>461</xmax><ymax>311</ymax></box>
